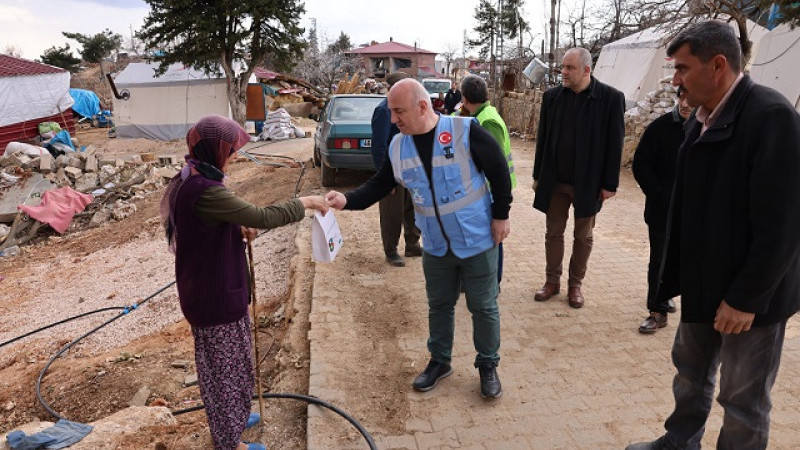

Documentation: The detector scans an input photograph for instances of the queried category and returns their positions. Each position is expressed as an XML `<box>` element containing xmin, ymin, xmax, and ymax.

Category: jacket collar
<box><xmin>693</xmin><ymin>75</ymin><xmax>755</xmax><ymax>144</ymax></box>
<box><xmin>554</xmin><ymin>76</ymin><xmax>601</xmax><ymax>100</ymax></box>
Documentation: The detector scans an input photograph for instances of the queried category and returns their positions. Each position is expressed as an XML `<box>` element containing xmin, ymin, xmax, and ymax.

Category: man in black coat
<box><xmin>371</xmin><ymin>72</ymin><xmax>421</xmax><ymax>267</ymax></box>
<box><xmin>443</xmin><ymin>83</ymin><xmax>461</xmax><ymax>115</ymax></box>
<box><xmin>627</xmin><ymin>20</ymin><xmax>800</xmax><ymax>450</ymax></box>
<box><xmin>632</xmin><ymin>88</ymin><xmax>692</xmax><ymax>333</ymax></box>
<box><xmin>532</xmin><ymin>47</ymin><xmax>625</xmax><ymax>308</ymax></box>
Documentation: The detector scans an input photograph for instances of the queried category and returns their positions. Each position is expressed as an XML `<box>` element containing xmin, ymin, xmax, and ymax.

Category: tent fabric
<box><xmin>0</xmin><ymin>71</ymin><xmax>74</xmax><ymax>128</ymax></box>
<box><xmin>749</xmin><ymin>24</ymin><xmax>800</xmax><ymax>112</ymax></box>
<box><xmin>112</xmin><ymin>62</ymin><xmax>231</xmax><ymax>141</ymax></box>
<box><xmin>594</xmin><ymin>20</ymin><xmax>769</xmax><ymax>104</ymax></box>
<box><xmin>68</xmin><ymin>88</ymin><xmax>101</xmax><ymax>119</ymax></box>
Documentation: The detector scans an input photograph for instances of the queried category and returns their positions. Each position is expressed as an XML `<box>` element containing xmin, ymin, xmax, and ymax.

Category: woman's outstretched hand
<box><xmin>299</xmin><ymin>195</ymin><xmax>329</xmax><ymax>214</ymax></box>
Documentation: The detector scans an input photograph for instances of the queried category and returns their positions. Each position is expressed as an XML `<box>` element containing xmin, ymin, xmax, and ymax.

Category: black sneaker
<box><xmin>412</xmin><ymin>359</ymin><xmax>453</xmax><ymax>392</ymax></box>
<box><xmin>478</xmin><ymin>362</ymin><xmax>502</xmax><ymax>398</ymax></box>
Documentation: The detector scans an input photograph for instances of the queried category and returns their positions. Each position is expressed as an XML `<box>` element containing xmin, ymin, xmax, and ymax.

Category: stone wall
<box><xmin>490</xmin><ymin>88</ymin><xmax>544</xmax><ymax>140</ymax></box>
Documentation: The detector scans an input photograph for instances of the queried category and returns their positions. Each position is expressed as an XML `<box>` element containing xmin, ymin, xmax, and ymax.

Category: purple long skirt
<box><xmin>192</xmin><ymin>314</ymin><xmax>254</xmax><ymax>449</ymax></box>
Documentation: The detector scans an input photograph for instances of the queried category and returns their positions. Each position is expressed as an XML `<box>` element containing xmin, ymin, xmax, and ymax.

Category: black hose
<box><xmin>35</xmin><ymin>281</ymin><xmax>175</xmax><ymax>419</ymax></box>
<box><xmin>0</xmin><ymin>307</ymin><xmax>126</xmax><ymax>349</ymax></box>
<box><xmin>172</xmin><ymin>393</ymin><xmax>377</xmax><ymax>450</ymax></box>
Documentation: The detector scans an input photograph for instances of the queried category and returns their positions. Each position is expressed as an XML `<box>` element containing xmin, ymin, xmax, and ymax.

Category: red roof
<box><xmin>0</xmin><ymin>54</ymin><xmax>66</xmax><ymax>77</ymax></box>
<box><xmin>349</xmin><ymin>41</ymin><xmax>436</xmax><ymax>55</ymax></box>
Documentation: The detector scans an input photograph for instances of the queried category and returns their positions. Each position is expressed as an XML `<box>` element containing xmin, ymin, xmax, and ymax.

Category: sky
<box><xmin>0</xmin><ymin>0</ymin><xmax>578</xmax><ymax>61</ymax></box>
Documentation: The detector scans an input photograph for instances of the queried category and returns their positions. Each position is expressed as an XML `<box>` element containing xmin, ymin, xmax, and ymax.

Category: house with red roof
<box><xmin>346</xmin><ymin>39</ymin><xmax>441</xmax><ymax>79</ymax></box>
<box><xmin>0</xmin><ymin>55</ymin><xmax>75</xmax><ymax>155</ymax></box>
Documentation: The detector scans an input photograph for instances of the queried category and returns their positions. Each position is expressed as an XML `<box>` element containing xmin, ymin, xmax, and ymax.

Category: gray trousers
<box><xmin>663</xmin><ymin>320</ymin><xmax>787</xmax><ymax>450</ymax></box>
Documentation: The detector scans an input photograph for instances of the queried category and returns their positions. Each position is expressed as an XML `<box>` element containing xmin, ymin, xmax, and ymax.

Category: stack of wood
<box><xmin>334</xmin><ymin>74</ymin><xmax>366</xmax><ymax>94</ymax></box>
<box><xmin>255</xmin><ymin>72</ymin><xmax>328</xmax><ymax>109</ymax></box>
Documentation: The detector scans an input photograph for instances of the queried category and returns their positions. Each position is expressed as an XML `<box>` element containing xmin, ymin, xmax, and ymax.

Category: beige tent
<box><xmin>594</xmin><ymin>20</ymin><xmax>768</xmax><ymax>105</ymax></box>
<box><xmin>112</xmin><ymin>62</ymin><xmax>231</xmax><ymax>140</ymax></box>
<box><xmin>749</xmin><ymin>23</ymin><xmax>800</xmax><ymax>112</ymax></box>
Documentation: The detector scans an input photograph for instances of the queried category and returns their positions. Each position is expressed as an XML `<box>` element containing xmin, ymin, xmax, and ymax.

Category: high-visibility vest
<box><xmin>389</xmin><ymin>116</ymin><xmax>494</xmax><ymax>258</ymax></box>
<box><xmin>475</xmin><ymin>103</ymin><xmax>516</xmax><ymax>188</ymax></box>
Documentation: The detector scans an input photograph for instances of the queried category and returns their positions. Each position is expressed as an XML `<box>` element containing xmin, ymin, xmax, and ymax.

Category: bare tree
<box><xmin>440</xmin><ymin>43</ymin><xmax>459</xmax><ymax>78</ymax></box>
<box><xmin>2</xmin><ymin>44</ymin><xmax>23</xmax><ymax>58</ymax></box>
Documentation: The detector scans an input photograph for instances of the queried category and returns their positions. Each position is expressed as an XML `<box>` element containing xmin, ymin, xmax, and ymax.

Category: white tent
<box><xmin>594</xmin><ymin>20</ymin><xmax>769</xmax><ymax>105</ymax></box>
<box><xmin>0</xmin><ymin>55</ymin><xmax>74</xmax><ymax>153</ymax></box>
<box><xmin>749</xmin><ymin>23</ymin><xmax>800</xmax><ymax>112</ymax></box>
<box><xmin>112</xmin><ymin>62</ymin><xmax>231</xmax><ymax>140</ymax></box>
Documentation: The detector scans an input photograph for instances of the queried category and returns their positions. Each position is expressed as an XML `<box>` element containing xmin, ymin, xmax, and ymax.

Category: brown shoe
<box><xmin>404</xmin><ymin>244</ymin><xmax>422</xmax><ymax>257</ymax></box>
<box><xmin>534</xmin><ymin>282</ymin><xmax>560</xmax><ymax>301</ymax></box>
<box><xmin>638</xmin><ymin>312</ymin><xmax>667</xmax><ymax>334</ymax></box>
<box><xmin>567</xmin><ymin>287</ymin><xmax>584</xmax><ymax>308</ymax></box>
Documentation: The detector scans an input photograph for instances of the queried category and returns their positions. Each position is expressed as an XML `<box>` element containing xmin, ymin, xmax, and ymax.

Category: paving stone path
<box><xmin>306</xmin><ymin>146</ymin><xmax>800</xmax><ymax>449</ymax></box>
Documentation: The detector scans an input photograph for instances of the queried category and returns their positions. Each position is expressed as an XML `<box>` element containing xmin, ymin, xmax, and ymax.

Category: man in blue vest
<box><xmin>325</xmin><ymin>78</ymin><xmax>513</xmax><ymax>399</ymax></box>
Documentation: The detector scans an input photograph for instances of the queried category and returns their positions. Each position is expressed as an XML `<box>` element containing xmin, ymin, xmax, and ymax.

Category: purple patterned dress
<box><xmin>192</xmin><ymin>314</ymin><xmax>254</xmax><ymax>449</ymax></box>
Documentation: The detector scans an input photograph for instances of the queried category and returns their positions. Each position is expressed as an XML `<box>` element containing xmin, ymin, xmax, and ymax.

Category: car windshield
<box><xmin>329</xmin><ymin>97</ymin><xmax>385</xmax><ymax>121</ymax></box>
<box><xmin>423</xmin><ymin>81</ymin><xmax>450</xmax><ymax>94</ymax></box>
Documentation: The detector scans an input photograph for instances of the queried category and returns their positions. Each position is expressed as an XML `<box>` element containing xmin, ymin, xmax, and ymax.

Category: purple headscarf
<box><xmin>160</xmin><ymin>115</ymin><xmax>251</xmax><ymax>252</ymax></box>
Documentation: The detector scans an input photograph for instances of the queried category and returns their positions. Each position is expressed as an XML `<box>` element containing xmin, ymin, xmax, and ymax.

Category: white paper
<box><xmin>311</xmin><ymin>210</ymin><xmax>343</xmax><ymax>262</ymax></box>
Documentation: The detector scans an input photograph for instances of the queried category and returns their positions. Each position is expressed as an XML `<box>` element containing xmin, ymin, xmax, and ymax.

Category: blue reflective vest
<box><xmin>388</xmin><ymin>116</ymin><xmax>494</xmax><ymax>258</ymax></box>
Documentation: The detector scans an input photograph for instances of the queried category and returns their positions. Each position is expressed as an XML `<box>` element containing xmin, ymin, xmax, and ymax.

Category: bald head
<box><xmin>562</xmin><ymin>47</ymin><xmax>592</xmax><ymax>92</ymax></box>
<box><xmin>387</xmin><ymin>79</ymin><xmax>438</xmax><ymax>135</ymax></box>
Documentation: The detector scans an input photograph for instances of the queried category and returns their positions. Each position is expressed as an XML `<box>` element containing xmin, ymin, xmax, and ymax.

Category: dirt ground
<box><xmin>0</xmin><ymin>125</ymin><xmax>327</xmax><ymax>449</ymax></box>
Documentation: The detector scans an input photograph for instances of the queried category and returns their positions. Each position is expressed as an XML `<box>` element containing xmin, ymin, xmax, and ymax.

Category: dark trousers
<box><xmin>423</xmin><ymin>247</ymin><xmax>500</xmax><ymax>366</ymax></box>
<box><xmin>663</xmin><ymin>321</ymin><xmax>787</xmax><ymax>450</ymax></box>
<box><xmin>646</xmin><ymin>224</ymin><xmax>671</xmax><ymax>313</ymax></box>
<box><xmin>378</xmin><ymin>187</ymin><xmax>420</xmax><ymax>255</ymax></box>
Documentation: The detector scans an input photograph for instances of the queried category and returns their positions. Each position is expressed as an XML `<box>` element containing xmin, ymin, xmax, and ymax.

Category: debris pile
<box><xmin>254</xmin><ymin>69</ymin><xmax>328</xmax><ymax>111</ymax></box>
<box><xmin>0</xmin><ymin>143</ymin><xmax>181</xmax><ymax>252</ymax></box>
<box><xmin>622</xmin><ymin>77</ymin><xmax>679</xmax><ymax>165</ymax></box>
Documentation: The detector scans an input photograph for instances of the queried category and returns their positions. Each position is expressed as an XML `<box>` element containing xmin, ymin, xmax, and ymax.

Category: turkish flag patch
<box><xmin>438</xmin><ymin>131</ymin><xmax>452</xmax><ymax>145</ymax></box>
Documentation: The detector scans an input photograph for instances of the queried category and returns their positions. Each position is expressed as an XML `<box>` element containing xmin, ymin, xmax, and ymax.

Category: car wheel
<box><xmin>320</xmin><ymin>161</ymin><xmax>335</xmax><ymax>187</ymax></box>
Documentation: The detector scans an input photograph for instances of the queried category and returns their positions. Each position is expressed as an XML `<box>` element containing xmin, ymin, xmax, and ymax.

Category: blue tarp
<box><xmin>68</xmin><ymin>89</ymin><xmax>101</xmax><ymax>119</ymax></box>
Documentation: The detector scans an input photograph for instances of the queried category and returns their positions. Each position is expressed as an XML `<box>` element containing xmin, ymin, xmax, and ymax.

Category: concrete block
<box><xmin>64</xmin><ymin>166</ymin><xmax>82</xmax><ymax>179</ymax></box>
<box><xmin>183</xmin><ymin>373</ymin><xmax>198</xmax><ymax>387</ymax></box>
<box><xmin>55</xmin><ymin>155</ymin><xmax>69</xmax><ymax>168</ymax></box>
<box><xmin>67</xmin><ymin>157</ymin><xmax>82</xmax><ymax>169</ymax></box>
<box><xmin>128</xmin><ymin>386</ymin><xmax>151</xmax><ymax>407</ymax></box>
<box><xmin>0</xmin><ymin>173</ymin><xmax>56</xmax><ymax>222</ymax></box>
<box><xmin>74</xmin><ymin>173</ymin><xmax>98</xmax><ymax>191</ymax></box>
<box><xmin>39</xmin><ymin>152</ymin><xmax>53</xmax><ymax>173</ymax></box>
<box><xmin>83</xmin><ymin>145</ymin><xmax>97</xmax><ymax>157</ymax></box>
<box><xmin>130</xmin><ymin>154</ymin><xmax>142</xmax><ymax>164</ymax></box>
<box><xmin>158</xmin><ymin>155</ymin><xmax>177</xmax><ymax>166</ymax></box>
<box><xmin>84</xmin><ymin>155</ymin><xmax>98</xmax><ymax>173</ymax></box>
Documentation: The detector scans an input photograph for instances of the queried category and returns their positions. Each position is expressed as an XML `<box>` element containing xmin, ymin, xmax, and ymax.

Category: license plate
<box><xmin>360</xmin><ymin>139</ymin><xmax>372</xmax><ymax>148</ymax></box>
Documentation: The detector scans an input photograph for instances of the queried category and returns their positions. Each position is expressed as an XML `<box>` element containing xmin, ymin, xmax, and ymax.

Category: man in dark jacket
<box><xmin>626</xmin><ymin>20</ymin><xmax>800</xmax><ymax>450</ymax></box>
<box><xmin>532</xmin><ymin>47</ymin><xmax>625</xmax><ymax>308</ymax></box>
<box><xmin>371</xmin><ymin>72</ymin><xmax>421</xmax><ymax>266</ymax></box>
<box><xmin>632</xmin><ymin>88</ymin><xmax>692</xmax><ymax>333</ymax></box>
<box><xmin>443</xmin><ymin>83</ymin><xmax>462</xmax><ymax>115</ymax></box>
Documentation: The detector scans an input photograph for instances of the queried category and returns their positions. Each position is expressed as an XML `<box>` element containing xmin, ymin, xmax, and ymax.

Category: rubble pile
<box><xmin>0</xmin><ymin>144</ymin><xmax>181</xmax><ymax>251</ymax></box>
<box><xmin>622</xmin><ymin>77</ymin><xmax>679</xmax><ymax>165</ymax></box>
<box><xmin>255</xmin><ymin>70</ymin><xmax>328</xmax><ymax>111</ymax></box>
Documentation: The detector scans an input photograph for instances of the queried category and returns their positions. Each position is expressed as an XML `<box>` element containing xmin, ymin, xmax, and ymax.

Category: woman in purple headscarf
<box><xmin>161</xmin><ymin>115</ymin><xmax>327</xmax><ymax>450</ymax></box>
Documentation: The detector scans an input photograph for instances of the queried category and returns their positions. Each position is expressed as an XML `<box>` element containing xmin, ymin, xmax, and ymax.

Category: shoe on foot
<box><xmin>245</xmin><ymin>443</ymin><xmax>266</xmax><ymax>450</ymax></box>
<box><xmin>625</xmin><ymin>435</ymin><xmax>668</xmax><ymax>450</ymax></box>
<box><xmin>245</xmin><ymin>412</ymin><xmax>260</xmax><ymax>429</ymax></box>
<box><xmin>477</xmin><ymin>361</ymin><xmax>502</xmax><ymax>398</ymax></box>
<box><xmin>534</xmin><ymin>282</ymin><xmax>560</xmax><ymax>301</ymax></box>
<box><xmin>638</xmin><ymin>312</ymin><xmax>667</xmax><ymax>334</ymax></box>
<box><xmin>412</xmin><ymin>359</ymin><xmax>452</xmax><ymax>392</ymax></box>
<box><xmin>666</xmin><ymin>298</ymin><xmax>677</xmax><ymax>313</ymax></box>
<box><xmin>404</xmin><ymin>244</ymin><xmax>422</xmax><ymax>257</ymax></box>
<box><xmin>385</xmin><ymin>251</ymin><xmax>405</xmax><ymax>267</ymax></box>
<box><xmin>567</xmin><ymin>286</ymin><xmax>584</xmax><ymax>308</ymax></box>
